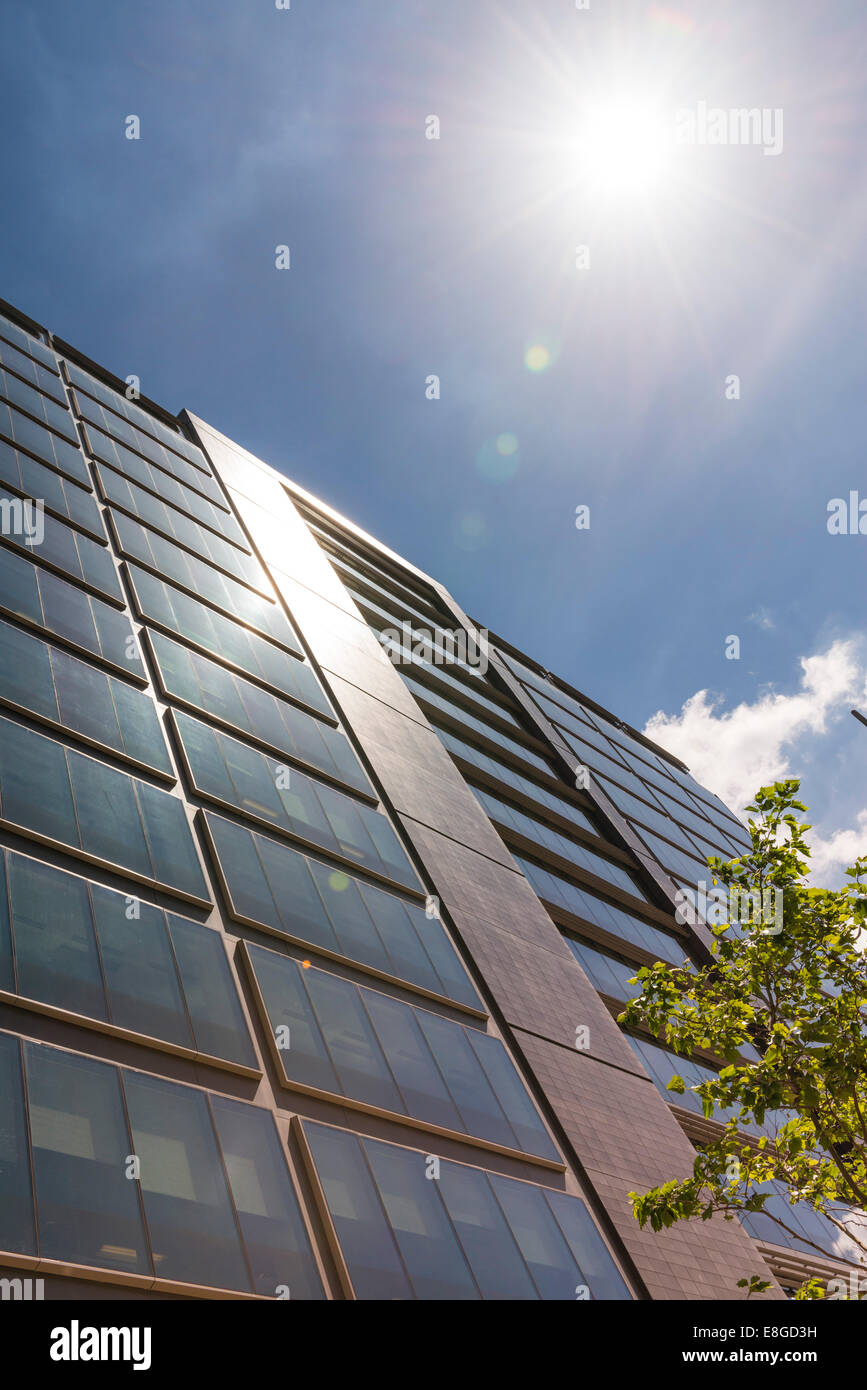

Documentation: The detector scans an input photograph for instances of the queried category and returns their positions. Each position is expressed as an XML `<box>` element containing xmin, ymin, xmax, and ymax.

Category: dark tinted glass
<box><xmin>8</xmin><ymin>853</ymin><xmax>106</xmax><ymax>1020</ymax></box>
<box><xmin>0</xmin><ymin>620</ymin><xmax>171</xmax><ymax>775</ymax></box>
<box><xmin>95</xmin><ymin>463</ymin><xmax>263</xmax><ymax>587</ymax></box>
<box><xmin>90</xmin><ymin>887</ymin><xmax>193</xmax><ymax>1048</ymax></box>
<box><xmin>489</xmin><ymin>1175</ymin><xmax>585</xmax><ymax>1299</ymax></box>
<box><xmin>0</xmin><ymin>399</ymin><xmax>89</xmax><ymax>485</ymax></box>
<box><xmin>127</xmin><ymin>565</ymin><xmax>330</xmax><ymax>710</ymax></box>
<box><xmin>0</xmin><ymin>715</ymin><xmax>207</xmax><ymax>899</ymax></box>
<box><xmin>362</xmin><ymin>990</ymin><xmax>462</xmax><ymax>1131</ymax></box>
<box><xmin>209</xmin><ymin>1097</ymin><xmax>324</xmax><ymax>1299</ymax></box>
<box><xmin>0</xmin><ymin>439</ymin><xmax>103</xmax><ymax>536</ymax></box>
<box><xmin>24</xmin><ymin>1042</ymin><xmax>151</xmax><ymax>1275</ymax></box>
<box><xmin>252</xmin><ymin>948</ymin><xmax>552</xmax><ymax>1157</ymax></box>
<box><xmin>415</xmin><ymin>1010</ymin><xmax>517</xmax><ymax>1151</ymax></box>
<box><xmin>302</xmin><ymin>967</ymin><xmax>403</xmax><ymax>1112</ymax></box>
<box><xmin>150</xmin><ymin>629</ymin><xmax>366</xmax><ymax>791</ymax></box>
<box><xmin>437</xmin><ymin>1160</ymin><xmax>539</xmax><ymax>1299</ymax></box>
<box><xmin>0</xmin><ymin>487</ymin><xmax>121</xmax><ymax>602</ymax></box>
<box><xmin>0</xmin><ymin>1032</ymin><xmax>36</xmax><ymax>1256</ymax></box>
<box><xmin>545</xmin><ymin>1189</ymin><xmax>631</xmax><ymax>1299</ymax></box>
<box><xmin>248</xmin><ymin>945</ymin><xmax>340</xmax><ymax>1094</ymax></box>
<box><xmin>0</xmin><ymin>851</ymin><xmax>12</xmax><ymax>992</ymax></box>
<box><xmin>177</xmin><ymin>712</ymin><xmax>417</xmax><ymax>890</ymax></box>
<box><xmin>122</xmin><ymin>1070</ymin><xmax>250</xmax><ymax>1291</ymax></box>
<box><xmin>301</xmin><ymin>1122</ymin><xmax>412</xmax><ymax>1299</ymax></box>
<box><xmin>364</xmin><ymin>1138</ymin><xmax>479</xmax><ymax>1299</ymax></box>
<box><xmin>166</xmin><ymin>915</ymin><xmax>256</xmax><ymax>1068</ymax></box>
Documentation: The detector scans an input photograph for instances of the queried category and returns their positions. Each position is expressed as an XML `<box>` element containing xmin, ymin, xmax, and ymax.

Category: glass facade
<box><xmin>0</xmin><ymin>297</ymin><xmax>840</xmax><ymax>1303</ymax></box>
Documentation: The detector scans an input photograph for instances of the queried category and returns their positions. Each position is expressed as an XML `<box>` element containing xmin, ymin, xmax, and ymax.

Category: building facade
<box><xmin>0</xmin><ymin>296</ymin><xmax>856</xmax><ymax>1301</ymax></box>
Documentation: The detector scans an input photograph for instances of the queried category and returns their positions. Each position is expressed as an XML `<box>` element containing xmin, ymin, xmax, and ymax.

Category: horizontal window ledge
<box><xmin>157</xmin><ymin>686</ymin><xmax>374</xmax><ymax>805</ymax></box>
<box><xmin>412</xmin><ymin>693</ymin><xmax>551</xmax><ymax>764</ymax></box>
<box><xmin>451</xmin><ymin>755</ymin><xmax>594</xmax><ymax>824</ymax></box>
<box><xmin>242</xmin><ymin>945</ymin><xmax>562</xmax><ymax>1174</ymax></box>
<box><xmin>568</xmin><ymin>925</ymin><xmax>673</xmax><ymax>973</ymax></box>
<box><xmin>491</xmin><ymin>812</ymin><xmax>635</xmax><ymax>870</ymax></box>
<box><xmin>182</xmin><ymin>787</ymin><xmax>424</xmax><ymax>902</ymax></box>
<box><xmin>497</xmin><ymin>828</ymin><xmax>650</xmax><ymax>907</ymax></box>
<box><xmin>541</xmin><ymin>893</ymin><xmax>688</xmax><ymax>944</ymax></box>
<box><xmin>0</xmin><ymin>1250</ymin><xmax>273</xmax><ymax>1300</ymax></box>
<box><xmin>0</xmin><ymin>602</ymin><xmax>148</xmax><ymax>687</ymax></box>
<box><xmin>0</xmin><ymin>391</ymin><xmax>79</xmax><ymax>448</ymax></box>
<box><xmin>95</xmin><ymin>455</ymin><xmax>247</xmax><ymax>549</ymax></box>
<box><xmin>79</xmin><ymin>419</ymin><xmax>231</xmax><ymax>513</ymax></box>
<box><xmin>0</xmin><ymin>817</ymin><xmax>213</xmax><ymax>911</ymax></box>
<box><xmin>0</xmin><ymin>537</ymin><xmax>124</xmax><ymax>611</ymax></box>
<box><xmin>0</xmin><ymin>474</ymin><xmax>106</xmax><ymax>546</ymax></box>
<box><xmin>756</xmin><ymin>1241</ymin><xmax>860</xmax><ymax>1287</ymax></box>
<box><xmin>102</xmin><ymin>497</ymin><xmax>273</xmax><ymax>600</ymax></box>
<box><xmin>0</xmin><ymin>430</ymin><xmax>90</xmax><ymax>492</ymax></box>
<box><xmin>126</xmin><ymin>589</ymin><xmax>323</xmax><ymax>711</ymax></box>
<box><xmin>111</xmin><ymin>544</ymin><xmax>301</xmax><ymax>654</ymax></box>
<box><xmin>0</xmin><ymin>697</ymin><xmax>176</xmax><ymax>786</ymax></box>
<box><xmin>202</xmin><ymin>844</ymin><xmax>485</xmax><ymax>1022</ymax></box>
<box><xmin>0</xmin><ymin>988</ymin><xmax>262</xmax><ymax>1081</ymax></box>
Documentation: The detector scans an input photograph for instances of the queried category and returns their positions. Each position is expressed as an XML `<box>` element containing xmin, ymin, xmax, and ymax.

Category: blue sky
<box><xmin>2</xmin><ymin>0</ymin><xmax>866</xmax><ymax>874</ymax></box>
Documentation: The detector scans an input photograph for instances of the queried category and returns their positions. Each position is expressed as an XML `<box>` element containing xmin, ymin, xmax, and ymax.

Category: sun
<box><xmin>573</xmin><ymin>95</ymin><xmax>675</xmax><ymax>197</ymax></box>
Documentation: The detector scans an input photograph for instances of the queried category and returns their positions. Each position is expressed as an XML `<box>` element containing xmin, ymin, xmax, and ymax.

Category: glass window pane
<box><xmin>39</xmin><ymin>568</ymin><xmax>101</xmax><ymax>653</ymax></box>
<box><xmin>205</xmin><ymin>812</ymin><xmax>283</xmax><ymax>928</ymax></box>
<box><xmin>414</xmin><ymin>1011</ymin><xmax>517</xmax><ymax>1150</ymax></box>
<box><xmin>467</xmin><ymin>1030</ymin><xmax>560</xmax><ymax>1161</ymax></box>
<box><xmin>0</xmin><ymin>851</ymin><xmax>12</xmax><ymax>991</ymax></box>
<box><xmin>90</xmin><ymin>886</ymin><xmax>193</xmax><ymax>1048</ymax></box>
<box><xmin>67</xmin><ymin>751</ymin><xmax>151</xmax><ymax>878</ymax></box>
<box><xmin>402</xmin><ymin>900</ymin><xmax>482</xmax><ymax>1009</ymax></box>
<box><xmin>9</xmin><ymin>853</ymin><xmax>106</xmax><ymax>1020</ymax></box>
<box><xmin>50</xmin><ymin>644</ymin><xmax>121</xmax><ymax>748</ymax></box>
<box><xmin>301</xmin><ymin>967</ymin><xmax>403</xmax><ymax>1113</ymax></box>
<box><xmin>24</xmin><ymin>1042</ymin><xmax>150</xmax><ymax>1275</ymax></box>
<box><xmin>209</xmin><ymin>1098</ymin><xmax>324</xmax><ymax>1300</ymax></box>
<box><xmin>0</xmin><ymin>1032</ymin><xmax>36</xmax><ymax>1256</ymax></box>
<box><xmin>166</xmin><ymin>915</ymin><xmax>257</xmax><ymax>1068</ymax></box>
<box><xmin>362</xmin><ymin>990</ymin><xmax>463</xmax><ymax>1132</ymax></box>
<box><xmin>0</xmin><ymin>715</ymin><xmax>77</xmax><ymax>845</ymax></box>
<box><xmin>544</xmin><ymin>1190</ymin><xmax>631</xmax><ymax>1300</ymax></box>
<box><xmin>0</xmin><ymin>617</ymin><xmax>58</xmax><ymax>721</ymax></box>
<box><xmin>363</xmin><ymin>1137</ymin><xmax>479</xmax><ymax>1300</ymax></box>
<box><xmin>0</xmin><ymin>543</ymin><xmax>43</xmax><ymax>626</ymax></box>
<box><xmin>357</xmin><ymin>881</ymin><xmax>441</xmax><ymax>995</ymax></box>
<box><xmin>438</xmin><ymin>1161</ymin><xmax>539</xmax><ymax>1300</ymax></box>
<box><xmin>301</xmin><ymin>1122</ymin><xmax>412</xmax><ymax>1300</ymax></box>
<box><xmin>489</xmin><ymin>1175</ymin><xmax>583</xmax><ymax>1299</ymax></box>
<box><xmin>309</xmin><ymin>861</ymin><xmax>391</xmax><ymax>976</ymax></box>
<box><xmin>136</xmin><ymin>780</ymin><xmax>208</xmax><ymax>900</ymax></box>
<box><xmin>247</xmin><ymin>945</ymin><xmax>340</xmax><ymax>1095</ymax></box>
<box><xmin>256</xmin><ymin>833</ymin><xmax>339</xmax><ymax>952</ymax></box>
<box><xmin>109</xmin><ymin>676</ymin><xmax>172</xmax><ymax>774</ymax></box>
<box><xmin>121</xmin><ymin>1070</ymin><xmax>250</xmax><ymax>1291</ymax></box>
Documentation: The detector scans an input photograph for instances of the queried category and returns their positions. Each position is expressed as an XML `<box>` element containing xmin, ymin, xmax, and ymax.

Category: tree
<box><xmin>619</xmin><ymin>779</ymin><xmax>867</xmax><ymax>1299</ymax></box>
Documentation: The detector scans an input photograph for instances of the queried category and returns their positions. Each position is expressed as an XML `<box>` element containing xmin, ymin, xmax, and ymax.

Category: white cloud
<box><xmin>643</xmin><ymin>638</ymin><xmax>867</xmax><ymax>813</ymax></box>
<box><xmin>747</xmin><ymin>607</ymin><xmax>775</xmax><ymax>631</ymax></box>
<box><xmin>808</xmin><ymin>811</ymin><xmax>867</xmax><ymax>880</ymax></box>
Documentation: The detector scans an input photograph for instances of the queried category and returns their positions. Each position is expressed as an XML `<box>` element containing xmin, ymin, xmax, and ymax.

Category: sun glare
<box><xmin>574</xmin><ymin>96</ymin><xmax>675</xmax><ymax>197</ymax></box>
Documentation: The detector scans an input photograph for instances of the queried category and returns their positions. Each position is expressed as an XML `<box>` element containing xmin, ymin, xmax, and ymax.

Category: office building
<box><xmin>0</xmin><ymin>296</ymin><xmax>854</xmax><ymax>1300</ymax></box>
